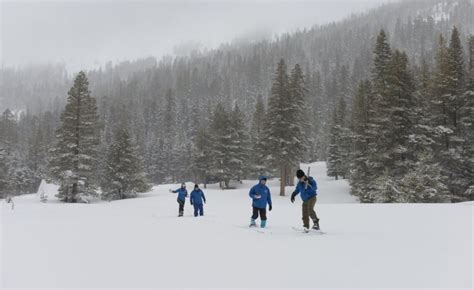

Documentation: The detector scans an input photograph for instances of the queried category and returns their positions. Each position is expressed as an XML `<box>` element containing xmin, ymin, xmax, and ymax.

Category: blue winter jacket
<box><xmin>190</xmin><ymin>189</ymin><xmax>206</xmax><ymax>205</ymax></box>
<box><xmin>293</xmin><ymin>176</ymin><xmax>318</xmax><ymax>202</ymax></box>
<box><xmin>249</xmin><ymin>176</ymin><xmax>272</xmax><ymax>209</ymax></box>
<box><xmin>173</xmin><ymin>187</ymin><xmax>188</xmax><ymax>201</ymax></box>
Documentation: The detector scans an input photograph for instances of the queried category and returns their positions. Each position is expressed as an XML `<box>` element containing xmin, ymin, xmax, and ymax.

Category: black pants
<box><xmin>178</xmin><ymin>199</ymin><xmax>185</xmax><ymax>213</ymax></box>
<box><xmin>251</xmin><ymin>207</ymin><xmax>267</xmax><ymax>221</ymax></box>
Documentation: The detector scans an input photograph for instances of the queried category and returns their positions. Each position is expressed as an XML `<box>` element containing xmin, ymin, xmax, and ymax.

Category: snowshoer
<box><xmin>6</xmin><ymin>195</ymin><xmax>14</xmax><ymax>210</ymax></box>
<box><xmin>248</xmin><ymin>175</ymin><xmax>272</xmax><ymax>228</ymax></box>
<box><xmin>170</xmin><ymin>183</ymin><xmax>188</xmax><ymax>217</ymax></box>
<box><xmin>190</xmin><ymin>184</ymin><xmax>206</xmax><ymax>217</ymax></box>
<box><xmin>290</xmin><ymin>169</ymin><xmax>320</xmax><ymax>231</ymax></box>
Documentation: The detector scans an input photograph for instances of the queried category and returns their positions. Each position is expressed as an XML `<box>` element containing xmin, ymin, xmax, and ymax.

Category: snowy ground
<box><xmin>1</xmin><ymin>162</ymin><xmax>472</xmax><ymax>289</ymax></box>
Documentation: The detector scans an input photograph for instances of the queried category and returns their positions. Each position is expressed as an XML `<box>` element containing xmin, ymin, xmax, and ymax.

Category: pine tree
<box><xmin>148</xmin><ymin>138</ymin><xmax>167</xmax><ymax>184</ymax></box>
<box><xmin>457</xmin><ymin>35</ymin><xmax>474</xmax><ymax>200</ymax></box>
<box><xmin>372</xmin><ymin>30</ymin><xmax>393</xmax><ymax>96</ymax></box>
<box><xmin>469</xmin><ymin>36</ymin><xmax>474</xmax><ymax>89</ymax></box>
<box><xmin>101</xmin><ymin>128</ymin><xmax>151</xmax><ymax>200</ymax></box>
<box><xmin>191</xmin><ymin>126</ymin><xmax>214</xmax><ymax>187</ymax></box>
<box><xmin>448</xmin><ymin>27</ymin><xmax>465</xmax><ymax>96</ymax></box>
<box><xmin>431</xmin><ymin>29</ymin><xmax>470</xmax><ymax>200</ymax></box>
<box><xmin>0</xmin><ymin>109</ymin><xmax>18</xmax><ymax>150</ymax></box>
<box><xmin>0</xmin><ymin>145</ymin><xmax>11</xmax><ymax>198</ymax></box>
<box><xmin>263</xmin><ymin>59</ymin><xmax>293</xmax><ymax>195</ymax></box>
<box><xmin>288</xmin><ymin>63</ymin><xmax>308</xmax><ymax>163</ymax></box>
<box><xmin>210</xmin><ymin>103</ymin><xmax>233</xmax><ymax>188</ymax></box>
<box><xmin>349</xmin><ymin>80</ymin><xmax>373</xmax><ymax>201</ymax></box>
<box><xmin>163</xmin><ymin>88</ymin><xmax>177</xmax><ymax>141</ymax></box>
<box><xmin>365</xmin><ymin>29</ymin><xmax>394</xmax><ymax>187</ymax></box>
<box><xmin>327</xmin><ymin>97</ymin><xmax>350</xmax><ymax>180</ymax></box>
<box><xmin>307</xmin><ymin>71</ymin><xmax>324</xmax><ymax>161</ymax></box>
<box><xmin>249</xmin><ymin>95</ymin><xmax>267</xmax><ymax>177</ymax></box>
<box><xmin>48</xmin><ymin>71</ymin><xmax>100</xmax><ymax>203</ymax></box>
<box><xmin>385</xmin><ymin>50</ymin><xmax>416</xmax><ymax>176</ymax></box>
<box><xmin>229</xmin><ymin>104</ymin><xmax>250</xmax><ymax>181</ymax></box>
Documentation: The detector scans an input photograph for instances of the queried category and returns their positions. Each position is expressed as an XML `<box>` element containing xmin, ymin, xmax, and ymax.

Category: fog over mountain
<box><xmin>1</xmin><ymin>0</ymin><xmax>391</xmax><ymax>72</ymax></box>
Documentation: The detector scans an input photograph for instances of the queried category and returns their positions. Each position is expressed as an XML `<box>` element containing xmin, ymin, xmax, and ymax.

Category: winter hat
<box><xmin>181</xmin><ymin>183</ymin><xmax>186</xmax><ymax>187</ymax></box>
<box><xmin>194</xmin><ymin>184</ymin><xmax>199</xmax><ymax>189</ymax></box>
<box><xmin>258</xmin><ymin>175</ymin><xmax>267</xmax><ymax>181</ymax></box>
<box><xmin>296</xmin><ymin>169</ymin><xmax>305</xmax><ymax>179</ymax></box>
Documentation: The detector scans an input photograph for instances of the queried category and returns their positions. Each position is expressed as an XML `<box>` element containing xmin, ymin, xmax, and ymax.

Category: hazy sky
<box><xmin>1</xmin><ymin>0</ymin><xmax>392</xmax><ymax>72</ymax></box>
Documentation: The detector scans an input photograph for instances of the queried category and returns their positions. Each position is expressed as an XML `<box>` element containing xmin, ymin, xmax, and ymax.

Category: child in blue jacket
<box><xmin>170</xmin><ymin>183</ymin><xmax>188</xmax><ymax>217</ymax></box>
<box><xmin>290</xmin><ymin>169</ymin><xmax>320</xmax><ymax>230</ymax></box>
<box><xmin>190</xmin><ymin>184</ymin><xmax>206</xmax><ymax>217</ymax></box>
<box><xmin>248</xmin><ymin>175</ymin><xmax>272</xmax><ymax>228</ymax></box>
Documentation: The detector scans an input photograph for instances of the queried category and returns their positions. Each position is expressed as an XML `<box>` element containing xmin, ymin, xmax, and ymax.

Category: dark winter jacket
<box><xmin>249</xmin><ymin>176</ymin><xmax>272</xmax><ymax>209</ymax></box>
<box><xmin>173</xmin><ymin>188</ymin><xmax>188</xmax><ymax>201</ymax></box>
<box><xmin>293</xmin><ymin>176</ymin><xmax>317</xmax><ymax>202</ymax></box>
<box><xmin>190</xmin><ymin>189</ymin><xmax>206</xmax><ymax>205</ymax></box>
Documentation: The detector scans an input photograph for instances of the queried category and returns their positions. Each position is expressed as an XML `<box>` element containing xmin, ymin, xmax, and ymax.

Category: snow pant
<box><xmin>251</xmin><ymin>207</ymin><xmax>267</xmax><ymax>221</ymax></box>
<box><xmin>177</xmin><ymin>199</ymin><xmax>185</xmax><ymax>215</ymax></box>
<box><xmin>302</xmin><ymin>196</ymin><xmax>318</xmax><ymax>228</ymax></box>
<box><xmin>193</xmin><ymin>203</ymin><xmax>204</xmax><ymax>217</ymax></box>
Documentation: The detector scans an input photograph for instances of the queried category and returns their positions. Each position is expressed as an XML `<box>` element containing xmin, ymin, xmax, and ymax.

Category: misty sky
<box><xmin>1</xmin><ymin>0</ymin><xmax>392</xmax><ymax>72</ymax></box>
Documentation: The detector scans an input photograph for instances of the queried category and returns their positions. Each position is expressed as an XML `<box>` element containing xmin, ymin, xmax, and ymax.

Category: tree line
<box><xmin>327</xmin><ymin>27</ymin><xmax>473</xmax><ymax>202</ymax></box>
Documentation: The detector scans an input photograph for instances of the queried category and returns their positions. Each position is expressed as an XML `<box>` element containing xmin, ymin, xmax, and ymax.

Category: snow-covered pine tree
<box><xmin>367</xmin><ymin>29</ymin><xmax>393</xmax><ymax>181</ymax></box>
<box><xmin>0</xmin><ymin>109</ymin><xmax>16</xmax><ymax>198</ymax></box>
<box><xmin>349</xmin><ymin>80</ymin><xmax>374</xmax><ymax>201</ymax></box>
<box><xmin>385</xmin><ymin>50</ymin><xmax>416</xmax><ymax>176</ymax></box>
<box><xmin>263</xmin><ymin>59</ymin><xmax>293</xmax><ymax>195</ymax></box>
<box><xmin>148</xmin><ymin>138</ymin><xmax>167</xmax><ymax>184</ymax></box>
<box><xmin>249</xmin><ymin>94</ymin><xmax>267</xmax><ymax>177</ymax></box>
<box><xmin>326</xmin><ymin>114</ymin><xmax>343</xmax><ymax>180</ymax></box>
<box><xmin>162</xmin><ymin>89</ymin><xmax>179</xmax><ymax>182</ymax></box>
<box><xmin>174</xmin><ymin>142</ymin><xmax>193</xmax><ymax>182</ymax></box>
<box><xmin>27</xmin><ymin>119</ymin><xmax>47</xmax><ymax>185</ymax></box>
<box><xmin>191</xmin><ymin>126</ymin><xmax>214</xmax><ymax>187</ymax></box>
<box><xmin>327</xmin><ymin>96</ymin><xmax>350</xmax><ymax>180</ymax></box>
<box><xmin>306</xmin><ymin>70</ymin><xmax>325</xmax><ymax>161</ymax></box>
<box><xmin>48</xmin><ymin>71</ymin><xmax>100</xmax><ymax>203</ymax></box>
<box><xmin>431</xmin><ymin>29</ymin><xmax>470</xmax><ymax>200</ymax></box>
<box><xmin>0</xmin><ymin>145</ymin><xmax>10</xmax><ymax>198</ymax></box>
<box><xmin>457</xmin><ymin>35</ymin><xmax>474</xmax><ymax>200</ymax></box>
<box><xmin>0</xmin><ymin>109</ymin><xmax>18</xmax><ymax>150</ymax></box>
<box><xmin>229</xmin><ymin>104</ymin><xmax>250</xmax><ymax>181</ymax></box>
<box><xmin>286</xmin><ymin>64</ymin><xmax>308</xmax><ymax>185</ymax></box>
<box><xmin>7</xmin><ymin>152</ymin><xmax>37</xmax><ymax>195</ymax></box>
<box><xmin>211</xmin><ymin>103</ymin><xmax>233</xmax><ymax>188</ymax></box>
<box><xmin>101</xmin><ymin>128</ymin><xmax>151</xmax><ymax>200</ymax></box>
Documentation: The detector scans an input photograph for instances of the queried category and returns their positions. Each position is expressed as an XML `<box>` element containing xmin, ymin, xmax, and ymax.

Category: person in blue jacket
<box><xmin>170</xmin><ymin>183</ymin><xmax>188</xmax><ymax>217</ymax></box>
<box><xmin>291</xmin><ymin>169</ymin><xmax>320</xmax><ymax>230</ymax></box>
<box><xmin>249</xmin><ymin>175</ymin><xmax>272</xmax><ymax>228</ymax></box>
<box><xmin>190</xmin><ymin>184</ymin><xmax>206</xmax><ymax>217</ymax></box>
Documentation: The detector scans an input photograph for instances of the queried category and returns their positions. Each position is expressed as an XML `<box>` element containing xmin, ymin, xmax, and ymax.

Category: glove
<box><xmin>190</xmin><ymin>202</ymin><xmax>193</xmax><ymax>205</ymax></box>
<box><xmin>269</xmin><ymin>204</ymin><xmax>272</xmax><ymax>211</ymax></box>
<box><xmin>291</xmin><ymin>192</ymin><xmax>297</xmax><ymax>203</ymax></box>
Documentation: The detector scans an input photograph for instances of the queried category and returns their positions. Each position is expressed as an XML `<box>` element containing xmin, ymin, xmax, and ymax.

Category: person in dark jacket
<box><xmin>170</xmin><ymin>183</ymin><xmax>188</xmax><ymax>217</ymax></box>
<box><xmin>190</xmin><ymin>184</ymin><xmax>206</xmax><ymax>217</ymax></box>
<box><xmin>248</xmin><ymin>175</ymin><xmax>272</xmax><ymax>228</ymax></box>
<box><xmin>291</xmin><ymin>169</ymin><xmax>320</xmax><ymax>230</ymax></box>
